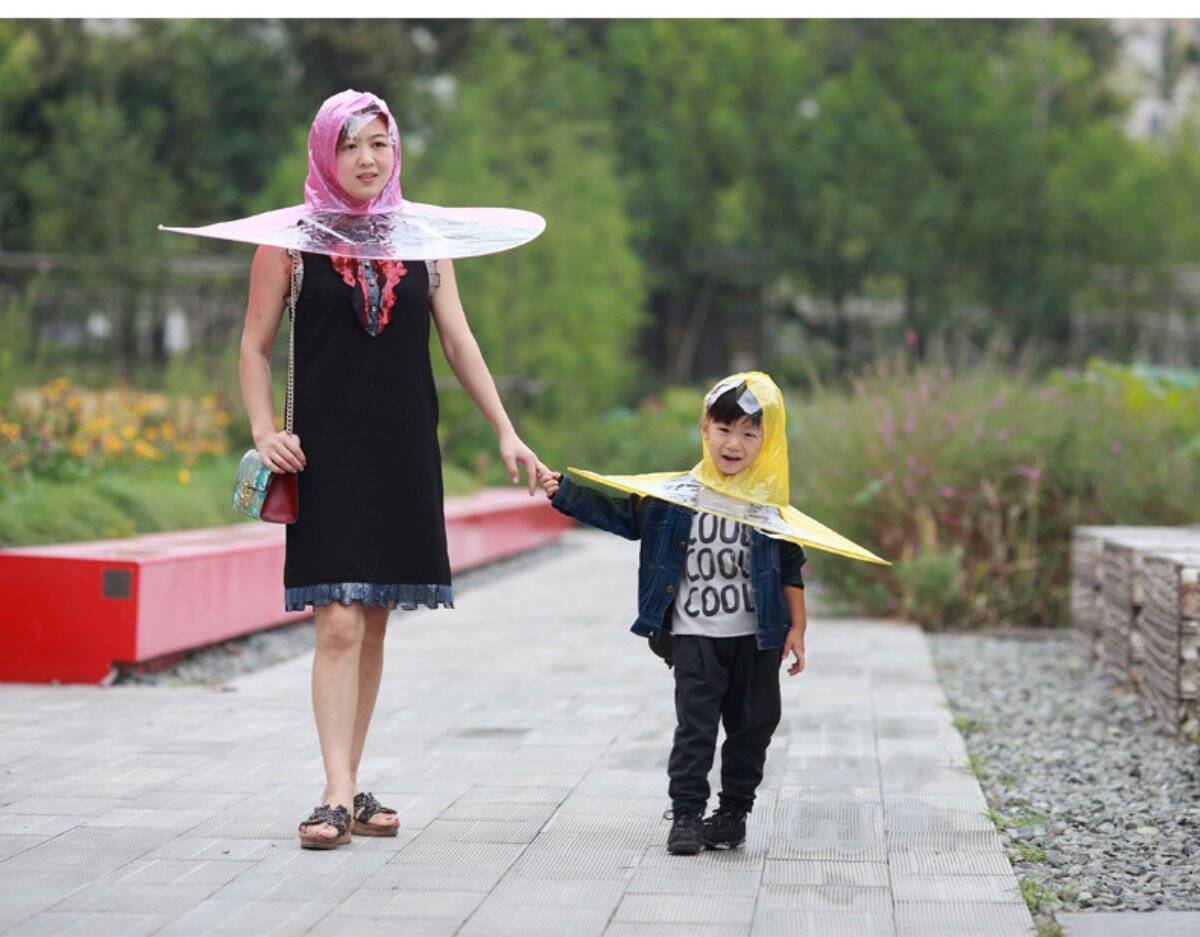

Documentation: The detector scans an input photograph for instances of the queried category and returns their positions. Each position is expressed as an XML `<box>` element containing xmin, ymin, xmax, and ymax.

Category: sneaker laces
<box><xmin>663</xmin><ymin>808</ymin><xmax>701</xmax><ymax>822</ymax></box>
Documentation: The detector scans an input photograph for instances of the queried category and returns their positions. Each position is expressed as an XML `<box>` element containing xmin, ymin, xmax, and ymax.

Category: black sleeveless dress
<box><xmin>283</xmin><ymin>251</ymin><xmax>453</xmax><ymax>612</ymax></box>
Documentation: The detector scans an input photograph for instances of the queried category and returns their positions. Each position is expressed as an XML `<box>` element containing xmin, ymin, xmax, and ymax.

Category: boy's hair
<box><xmin>706</xmin><ymin>382</ymin><xmax>762</xmax><ymax>427</ymax></box>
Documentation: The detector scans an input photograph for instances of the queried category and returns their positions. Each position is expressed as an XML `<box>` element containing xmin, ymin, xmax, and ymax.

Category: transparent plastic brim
<box><xmin>159</xmin><ymin>201</ymin><xmax>547</xmax><ymax>261</ymax></box>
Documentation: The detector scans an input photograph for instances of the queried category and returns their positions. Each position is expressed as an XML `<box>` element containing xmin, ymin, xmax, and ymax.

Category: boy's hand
<box><xmin>781</xmin><ymin>629</ymin><xmax>805</xmax><ymax>676</ymax></box>
<box><xmin>537</xmin><ymin>467</ymin><xmax>562</xmax><ymax>499</ymax></box>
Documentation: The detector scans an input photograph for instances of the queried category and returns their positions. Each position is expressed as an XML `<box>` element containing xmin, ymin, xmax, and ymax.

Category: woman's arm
<box><xmin>238</xmin><ymin>246</ymin><xmax>306</xmax><ymax>474</ymax></box>
<box><xmin>430</xmin><ymin>258</ymin><xmax>541</xmax><ymax>493</ymax></box>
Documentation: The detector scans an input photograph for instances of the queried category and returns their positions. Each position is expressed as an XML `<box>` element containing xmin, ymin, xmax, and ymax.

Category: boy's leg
<box><xmin>717</xmin><ymin>635</ymin><xmax>782</xmax><ymax>815</ymax></box>
<box><xmin>667</xmin><ymin>636</ymin><xmax>730</xmax><ymax>815</ymax></box>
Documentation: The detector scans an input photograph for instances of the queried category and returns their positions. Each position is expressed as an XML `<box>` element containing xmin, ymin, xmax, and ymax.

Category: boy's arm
<box><xmin>781</xmin><ymin>585</ymin><xmax>807</xmax><ymax>676</ymax></box>
<box><xmin>780</xmin><ymin>542</ymin><xmax>807</xmax><ymax>676</ymax></box>
<box><xmin>547</xmin><ymin>471</ymin><xmax>644</xmax><ymax>541</ymax></box>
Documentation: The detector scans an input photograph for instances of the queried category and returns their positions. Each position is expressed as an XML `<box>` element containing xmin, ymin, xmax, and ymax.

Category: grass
<box><xmin>953</xmin><ymin>714</ymin><xmax>982</xmax><ymax>734</ymax></box>
<box><xmin>964</xmin><ymin>753</ymin><xmax>989</xmax><ymax>781</ymax></box>
<box><xmin>0</xmin><ymin>457</ymin><xmax>482</xmax><ymax>547</ymax></box>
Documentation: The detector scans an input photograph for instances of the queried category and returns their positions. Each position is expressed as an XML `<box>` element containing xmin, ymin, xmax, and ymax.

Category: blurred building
<box><xmin>1114</xmin><ymin>18</ymin><xmax>1200</xmax><ymax>139</ymax></box>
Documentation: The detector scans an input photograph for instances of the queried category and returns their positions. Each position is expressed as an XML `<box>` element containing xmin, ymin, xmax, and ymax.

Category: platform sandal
<box><xmin>351</xmin><ymin>791</ymin><xmax>400</xmax><ymax>837</ymax></box>
<box><xmin>298</xmin><ymin>803</ymin><xmax>351</xmax><ymax>850</ymax></box>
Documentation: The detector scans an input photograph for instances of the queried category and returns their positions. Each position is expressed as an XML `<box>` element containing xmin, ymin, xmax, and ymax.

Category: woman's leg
<box><xmin>349</xmin><ymin>606</ymin><xmax>399</xmax><ymax>830</ymax></box>
<box><xmin>308</xmin><ymin>602</ymin><xmax>365</xmax><ymax>840</ymax></box>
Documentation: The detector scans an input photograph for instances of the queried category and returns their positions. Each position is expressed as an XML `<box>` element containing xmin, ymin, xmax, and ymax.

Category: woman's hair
<box><xmin>706</xmin><ymin>382</ymin><xmax>763</xmax><ymax>427</ymax></box>
<box><xmin>337</xmin><ymin>105</ymin><xmax>385</xmax><ymax>149</ymax></box>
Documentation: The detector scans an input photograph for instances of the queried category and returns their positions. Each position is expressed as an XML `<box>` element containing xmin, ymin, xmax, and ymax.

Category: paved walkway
<box><xmin>0</xmin><ymin>531</ymin><xmax>1033</xmax><ymax>936</ymax></box>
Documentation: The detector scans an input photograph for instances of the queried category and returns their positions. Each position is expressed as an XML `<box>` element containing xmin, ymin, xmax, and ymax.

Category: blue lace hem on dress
<box><xmin>285</xmin><ymin>582</ymin><xmax>454</xmax><ymax>612</ymax></box>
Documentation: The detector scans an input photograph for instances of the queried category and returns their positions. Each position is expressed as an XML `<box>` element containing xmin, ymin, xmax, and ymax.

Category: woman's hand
<box><xmin>499</xmin><ymin>432</ymin><xmax>543</xmax><ymax>495</ymax></box>
<box><xmin>256</xmin><ymin>430</ymin><xmax>306</xmax><ymax>474</ymax></box>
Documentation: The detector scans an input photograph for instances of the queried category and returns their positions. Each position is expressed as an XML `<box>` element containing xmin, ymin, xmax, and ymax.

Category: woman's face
<box><xmin>334</xmin><ymin>115</ymin><xmax>395</xmax><ymax>202</ymax></box>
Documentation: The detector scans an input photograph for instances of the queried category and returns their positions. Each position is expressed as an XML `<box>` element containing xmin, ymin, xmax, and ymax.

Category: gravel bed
<box><xmin>115</xmin><ymin>539</ymin><xmax>578</xmax><ymax>687</ymax></box>
<box><xmin>931</xmin><ymin>632</ymin><xmax>1200</xmax><ymax>931</ymax></box>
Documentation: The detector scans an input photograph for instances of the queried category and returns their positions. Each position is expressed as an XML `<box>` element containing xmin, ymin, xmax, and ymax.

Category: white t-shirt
<box><xmin>671</xmin><ymin>512</ymin><xmax>758</xmax><ymax>638</ymax></box>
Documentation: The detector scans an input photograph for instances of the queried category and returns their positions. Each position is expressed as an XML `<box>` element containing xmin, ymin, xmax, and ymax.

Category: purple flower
<box><xmin>991</xmin><ymin>391</ymin><xmax>1007</xmax><ymax>410</ymax></box>
<box><xmin>906</xmin><ymin>328</ymin><xmax>918</xmax><ymax>349</ymax></box>
<box><xmin>906</xmin><ymin>455</ymin><xmax>921</xmax><ymax>475</ymax></box>
<box><xmin>994</xmin><ymin>429</ymin><xmax>1009</xmax><ymax>442</ymax></box>
<box><xmin>1016</xmin><ymin>465</ymin><xmax>1041</xmax><ymax>482</ymax></box>
<box><xmin>877</xmin><ymin>412</ymin><xmax>896</xmax><ymax>446</ymax></box>
<box><xmin>918</xmin><ymin>379</ymin><xmax>930</xmax><ymax>404</ymax></box>
<box><xmin>903</xmin><ymin>476</ymin><xmax>915</xmax><ymax>495</ymax></box>
<box><xmin>946</xmin><ymin>412</ymin><xmax>960</xmax><ymax>431</ymax></box>
<box><xmin>940</xmin><ymin>486</ymin><xmax>957</xmax><ymax>498</ymax></box>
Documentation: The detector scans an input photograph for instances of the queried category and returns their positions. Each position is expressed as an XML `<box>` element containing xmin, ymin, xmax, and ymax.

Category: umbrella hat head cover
<box><xmin>565</xmin><ymin>371</ymin><xmax>889</xmax><ymax>566</ymax></box>
<box><xmin>159</xmin><ymin>89</ymin><xmax>546</xmax><ymax>260</ymax></box>
<box><xmin>304</xmin><ymin>89</ymin><xmax>403</xmax><ymax>214</ymax></box>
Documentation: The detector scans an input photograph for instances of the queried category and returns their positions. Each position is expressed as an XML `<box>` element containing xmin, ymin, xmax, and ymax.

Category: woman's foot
<box><xmin>298</xmin><ymin>804</ymin><xmax>351</xmax><ymax>850</ymax></box>
<box><xmin>351</xmin><ymin>791</ymin><xmax>400</xmax><ymax>837</ymax></box>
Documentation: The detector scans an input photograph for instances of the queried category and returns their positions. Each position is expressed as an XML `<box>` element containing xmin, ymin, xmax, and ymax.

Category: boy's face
<box><xmin>701</xmin><ymin>414</ymin><xmax>764</xmax><ymax>476</ymax></box>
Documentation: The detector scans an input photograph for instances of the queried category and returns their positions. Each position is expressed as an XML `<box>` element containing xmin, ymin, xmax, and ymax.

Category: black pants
<box><xmin>668</xmin><ymin>634</ymin><xmax>782</xmax><ymax>815</ymax></box>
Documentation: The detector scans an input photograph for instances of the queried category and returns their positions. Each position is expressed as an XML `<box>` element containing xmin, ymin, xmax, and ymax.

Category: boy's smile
<box><xmin>702</xmin><ymin>415</ymin><xmax>764</xmax><ymax>476</ymax></box>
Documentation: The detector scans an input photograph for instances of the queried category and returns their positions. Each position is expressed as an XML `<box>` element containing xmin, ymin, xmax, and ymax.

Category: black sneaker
<box><xmin>664</xmin><ymin>809</ymin><xmax>705</xmax><ymax>855</ymax></box>
<box><xmin>702</xmin><ymin>805</ymin><xmax>747</xmax><ymax>849</ymax></box>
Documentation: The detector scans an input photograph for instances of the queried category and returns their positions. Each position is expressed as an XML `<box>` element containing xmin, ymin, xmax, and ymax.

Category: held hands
<box><xmin>256</xmin><ymin>430</ymin><xmax>306</xmax><ymax>474</ymax></box>
<box><xmin>781</xmin><ymin>628</ymin><xmax>806</xmax><ymax>676</ymax></box>
<box><xmin>537</xmin><ymin>467</ymin><xmax>563</xmax><ymax>499</ymax></box>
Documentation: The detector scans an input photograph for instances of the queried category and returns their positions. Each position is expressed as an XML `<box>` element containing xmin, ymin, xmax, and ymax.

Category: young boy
<box><xmin>538</xmin><ymin>376</ymin><xmax>807</xmax><ymax>855</ymax></box>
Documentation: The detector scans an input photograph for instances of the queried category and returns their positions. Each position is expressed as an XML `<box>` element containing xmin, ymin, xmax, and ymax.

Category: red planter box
<box><xmin>0</xmin><ymin>489</ymin><xmax>569</xmax><ymax>684</ymax></box>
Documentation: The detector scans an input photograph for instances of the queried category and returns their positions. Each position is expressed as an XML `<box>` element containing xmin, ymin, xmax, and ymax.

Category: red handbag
<box><xmin>261</xmin><ymin>471</ymin><xmax>299</xmax><ymax>524</ymax></box>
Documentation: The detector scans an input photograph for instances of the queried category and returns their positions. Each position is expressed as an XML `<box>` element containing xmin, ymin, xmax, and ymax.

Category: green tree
<box><xmin>411</xmin><ymin>22</ymin><xmax>645</xmax><ymax>473</ymax></box>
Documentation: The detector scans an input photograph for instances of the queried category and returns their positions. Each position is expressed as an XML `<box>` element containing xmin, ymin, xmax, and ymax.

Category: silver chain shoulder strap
<box><xmin>285</xmin><ymin>250</ymin><xmax>303</xmax><ymax>435</ymax></box>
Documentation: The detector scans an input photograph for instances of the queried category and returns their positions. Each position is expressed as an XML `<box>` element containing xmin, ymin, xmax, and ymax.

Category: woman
<box><xmin>238</xmin><ymin>90</ymin><xmax>543</xmax><ymax>849</ymax></box>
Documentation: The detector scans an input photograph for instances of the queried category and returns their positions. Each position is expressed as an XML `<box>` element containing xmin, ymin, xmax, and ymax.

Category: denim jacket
<box><xmin>551</xmin><ymin>475</ymin><xmax>806</xmax><ymax>650</ymax></box>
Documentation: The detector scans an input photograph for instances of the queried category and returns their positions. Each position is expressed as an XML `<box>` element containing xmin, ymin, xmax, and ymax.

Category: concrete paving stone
<box><xmin>390</xmin><ymin>839</ymin><xmax>525</xmax><ymax>868</ymax></box>
<box><xmin>612</xmin><ymin>893</ymin><xmax>757</xmax><ymax>924</ymax></box>
<box><xmin>487</xmin><ymin>877</ymin><xmax>627</xmax><ymax>909</ymax></box>
<box><xmin>414</xmin><ymin>818</ymin><xmax>545</xmax><ymax>844</ymax></box>
<box><xmin>83</xmin><ymin>807</ymin><xmax>212</xmax><ymax>833</ymax></box>
<box><xmin>884</xmin><ymin>800</ymin><xmax>994</xmax><ymax>834</ymax></box>
<box><xmin>304</xmin><ymin>914</ymin><xmax>462</xmax><ymax>936</ymax></box>
<box><xmin>0</xmin><ymin>834</ymin><xmax>48</xmax><ymax>863</ymax></box>
<box><xmin>0</xmin><ymin>797</ymin><xmax>126</xmax><ymax>818</ymax></box>
<box><xmin>542</xmin><ymin>811</ymin><xmax>663</xmax><ymax>839</ymax></box>
<box><xmin>756</xmin><ymin>882</ymin><xmax>892</xmax><ymax>914</ymax></box>
<box><xmin>749</xmin><ymin>909</ymin><xmax>896</xmax><ymax>937</ymax></box>
<box><xmin>141</xmin><ymin>837</ymin><xmax>289</xmax><ymax>861</ymax></box>
<box><xmin>893</xmin><ymin>900</ymin><xmax>1034</xmax><ymax>936</ymax></box>
<box><xmin>603</xmin><ymin>924</ymin><xmax>750</xmax><ymax>937</ymax></box>
<box><xmin>0</xmin><ymin>534</ymin><xmax>1021</xmax><ymax>936</ymax></box>
<box><xmin>456</xmin><ymin>784</ymin><xmax>571</xmax><ymax>804</ymax></box>
<box><xmin>761</xmin><ymin>859</ymin><xmax>890</xmax><ymax>887</ymax></box>
<box><xmin>207</xmin><ymin>869</ymin><xmax>371</xmax><ymax>904</ymax></box>
<box><xmin>0</xmin><ymin>897</ymin><xmax>58</xmax><ymax>933</ymax></box>
<box><xmin>889</xmin><ymin>849</ymin><xmax>1014</xmax><ymax>877</ymax></box>
<box><xmin>767</xmin><ymin>837</ymin><xmax>887</xmax><ymax>862</ymax></box>
<box><xmin>507</xmin><ymin>846</ymin><xmax>642</xmax><ymax>881</ymax></box>
<box><xmin>438</xmin><ymin>800</ymin><xmax>559</xmax><ymax>823</ymax></box>
<box><xmin>337</xmin><ymin>888</ymin><xmax>485</xmax><ymax>918</ymax></box>
<box><xmin>885</xmin><ymin>830</ymin><xmax>1008</xmax><ymax>853</ymax></box>
<box><xmin>1058</xmin><ymin>911</ymin><xmax>1200</xmax><ymax>937</ymax></box>
<box><xmin>150</xmin><ymin>897</ymin><xmax>337</xmax><ymax>936</ymax></box>
<box><xmin>248</xmin><ymin>842</ymin><xmax>398</xmax><ymax>877</ymax></box>
<box><xmin>97</xmin><ymin>857</ymin><xmax>257</xmax><ymax>887</ymax></box>
<box><xmin>51</xmin><ymin>882</ymin><xmax>221</xmax><ymax>914</ymax></box>
<box><xmin>0</xmin><ymin>816</ymin><xmax>82</xmax><ymax>837</ymax></box>
<box><xmin>625</xmin><ymin>866</ymin><xmax>762</xmax><ymax>896</ymax></box>
<box><xmin>636</xmin><ymin>843</ymin><xmax>765</xmax><ymax>873</ymax></box>
<box><xmin>459</xmin><ymin>901</ymin><xmax>613</xmax><ymax>937</ymax></box>
<box><xmin>891</xmin><ymin>872</ymin><xmax>1022</xmax><ymax>904</ymax></box>
<box><xmin>3</xmin><ymin>911</ymin><xmax>169</xmax><ymax>936</ymax></box>
<box><xmin>366</xmin><ymin>864</ymin><xmax>508</xmax><ymax>893</ymax></box>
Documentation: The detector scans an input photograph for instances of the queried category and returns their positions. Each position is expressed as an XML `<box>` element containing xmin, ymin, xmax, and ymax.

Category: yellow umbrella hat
<box><xmin>565</xmin><ymin>371</ymin><xmax>888</xmax><ymax>566</ymax></box>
